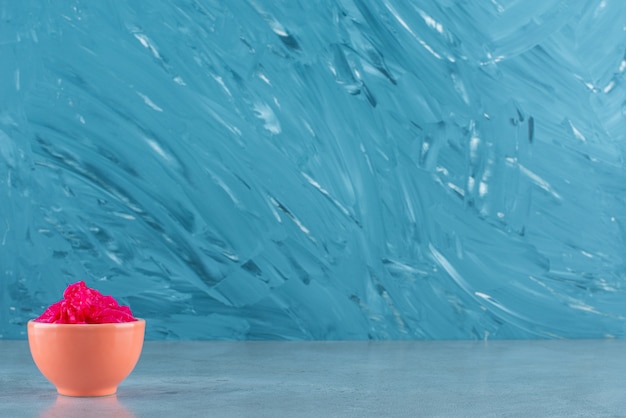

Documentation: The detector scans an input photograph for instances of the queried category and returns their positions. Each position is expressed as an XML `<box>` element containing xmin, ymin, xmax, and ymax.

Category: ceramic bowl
<box><xmin>27</xmin><ymin>319</ymin><xmax>145</xmax><ymax>397</ymax></box>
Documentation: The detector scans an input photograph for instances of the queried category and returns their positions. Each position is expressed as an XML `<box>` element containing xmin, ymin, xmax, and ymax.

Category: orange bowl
<box><xmin>27</xmin><ymin>319</ymin><xmax>145</xmax><ymax>397</ymax></box>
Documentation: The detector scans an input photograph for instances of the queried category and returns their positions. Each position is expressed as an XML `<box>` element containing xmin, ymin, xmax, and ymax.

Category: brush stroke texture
<box><xmin>2</xmin><ymin>0</ymin><xmax>626</xmax><ymax>339</ymax></box>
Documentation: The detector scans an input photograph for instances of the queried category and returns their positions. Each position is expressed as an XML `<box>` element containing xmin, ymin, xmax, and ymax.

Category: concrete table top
<box><xmin>1</xmin><ymin>339</ymin><xmax>625</xmax><ymax>417</ymax></box>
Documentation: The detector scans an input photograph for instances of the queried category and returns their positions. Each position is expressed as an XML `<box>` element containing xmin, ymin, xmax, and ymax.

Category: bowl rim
<box><xmin>28</xmin><ymin>318</ymin><xmax>145</xmax><ymax>328</ymax></box>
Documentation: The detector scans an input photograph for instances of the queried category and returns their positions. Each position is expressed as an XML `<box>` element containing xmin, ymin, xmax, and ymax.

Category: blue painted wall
<box><xmin>2</xmin><ymin>0</ymin><xmax>626</xmax><ymax>340</ymax></box>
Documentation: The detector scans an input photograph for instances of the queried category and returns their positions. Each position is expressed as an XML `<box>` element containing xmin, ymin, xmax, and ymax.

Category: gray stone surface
<box><xmin>1</xmin><ymin>339</ymin><xmax>625</xmax><ymax>417</ymax></box>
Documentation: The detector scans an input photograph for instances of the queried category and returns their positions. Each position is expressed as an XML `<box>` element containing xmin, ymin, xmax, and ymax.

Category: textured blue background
<box><xmin>2</xmin><ymin>0</ymin><xmax>626</xmax><ymax>340</ymax></box>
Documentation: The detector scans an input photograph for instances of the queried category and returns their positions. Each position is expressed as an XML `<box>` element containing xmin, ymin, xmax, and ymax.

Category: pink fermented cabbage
<box><xmin>34</xmin><ymin>281</ymin><xmax>137</xmax><ymax>324</ymax></box>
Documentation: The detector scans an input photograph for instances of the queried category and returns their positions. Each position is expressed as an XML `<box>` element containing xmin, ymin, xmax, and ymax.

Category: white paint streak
<box><xmin>268</xmin><ymin>195</ymin><xmax>312</xmax><ymax>239</ymax></box>
<box><xmin>1</xmin><ymin>219</ymin><xmax>9</xmax><ymax>245</ymax></box>
<box><xmin>207</xmin><ymin>168</ymin><xmax>241</xmax><ymax>206</ymax></box>
<box><xmin>253</xmin><ymin>102</ymin><xmax>281</xmax><ymax>134</ymax></box>
<box><xmin>213</xmin><ymin>75</ymin><xmax>231</xmax><ymax>96</ymax></box>
<box><xmin>506</xmin><ymin>159</ymin><xmax>562</xmax><ymax>200</ymax></box>
<box><xmin>258</xmin><ymin>72</ymin><xmax>271</xmax><ymax>85</ymax></box>
<box><xmin>478</xmin><ymin>181</ymin><xmax>488</xmax><ymax>197</ymax></box>
<box><xmin>385</xmin><ymin>2</ymin><xmax>443</xmax><ymax>60</ymax></box>
<box><xmin>469</xmin><ymin>134</ymin><xmax>480</xmax><ymax>160</ymax></box>
<box><xmin>267</xmin><ymin>196</ymin><xmax>283</xmax><ymax>223</ymax></box>
<box><xmin>568</xmin><ymin>121</ymin><xmax>586</xmax><ymax>142</ymax></box>
<box><xmin>137</xmin><ymin>92</ymin><xmax>163</xmax><ymax>112</ymax></box>
<box><xmin>144</xmin><ymin>137</ymin><xmax>172</xmax><ymax>161</ymax></box>
<box><xmin>429</xmin><ymin>244</ymin><xmax>467</xmax><ymax>292</ymax></box>
<box><xmin>417</xmin><ymin>9</ymin><xmax>444</xmax><ymax>34</ymax></box>
<box><xmin>106</xmin><ymin>251</ymin><xmax>122</xmax><ymax>265</ymax></box>
<box><xmin>113</xmin><ymin>212</ymin><xmax>136</xmax><ymax>220</ymax></box>
<box><xmin>133</xmin><ymin>32</ymin><xmax>161</xmax><ymax>59</ymax></box>
<box><xmin>448</xmin><ymin>182</ymin><xmax>464</xmax><ymax>196</ymax></box>
<box><xmin>451</xmin><ymin>73</ymin><xmax>469</xmax><ymax>104</ymax></box>
<box><xmin>302</xmin><ymin>172</ymin><xmax>351</xmax><ymax>219</ymax></box>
